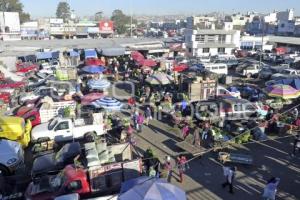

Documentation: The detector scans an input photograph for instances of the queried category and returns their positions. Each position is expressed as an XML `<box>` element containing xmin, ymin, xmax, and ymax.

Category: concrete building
<box><xmin>21</xmin><ymin>21</ymin><xmax>39</xmax><ymax>39</ymax></box>
<box><xmin>187</xmin><ymin>16</ymin><xmax>217</xmax><ymax>30</ymax></box>
<box><xmin>185</xmin><ymin>29</ymin><xmax>240</xmax><ymax>57</ymax></box>
<box><xmin>277</xmin><ymin>9</ymin><xmax>294</xmax><ymax>21</ymax></box>
<box><xmin>240</xmin><ymin>35</ymin><xmax>273</xmax><ymax>51</ymax></box>
<box><xmin>0</xmin><ymin>12</ymin><xmax>21</xmax><ymax>41</ymax></box>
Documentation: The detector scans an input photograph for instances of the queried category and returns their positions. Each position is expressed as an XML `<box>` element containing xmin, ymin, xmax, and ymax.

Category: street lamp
<box><xmin>259</xmin><ymin>17</ymin><xmax>265</xmax><ymax>67</ymax></box>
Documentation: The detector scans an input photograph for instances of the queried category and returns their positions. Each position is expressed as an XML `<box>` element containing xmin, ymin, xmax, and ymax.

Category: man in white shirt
<box><xmin>222</xmin><ymin>166</ymin><xmax>236</xmax><ymax>194</ymax></box>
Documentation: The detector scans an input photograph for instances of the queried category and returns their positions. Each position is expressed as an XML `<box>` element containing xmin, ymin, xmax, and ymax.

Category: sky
<box><xmin>21</xmin><ymin>0</ymin><xmax>300</xmax><ymax>18</ymax></box>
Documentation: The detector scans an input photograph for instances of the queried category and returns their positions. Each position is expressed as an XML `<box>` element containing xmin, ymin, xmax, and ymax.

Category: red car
<box><xmin>16</xmin><ymin>62</ymin><xmax>38</xmax><ymax>73</ymax></box>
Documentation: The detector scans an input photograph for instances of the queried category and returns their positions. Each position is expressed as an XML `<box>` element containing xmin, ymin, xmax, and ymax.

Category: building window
<box><xmin>218</xmin><ymin>48</ymin><xmax>225</xmax><ymax>53</ymax></box>
<box><xmin>281</xmin><ymin>23</ymin><xmax>285</xmax><ymax>28</ymax></box>
<box><xmin>195</xmin><ymin>34</ymin><xmax>205</xmax><ymax>42</ymax></box>
<box><xmin>188</xmin><ymin>48</ymin><xmax>192</xmax><ymax>53</ymax></box>
<box><xmin>207</xmin><ymin>35</ymin><xmax>215</xmax><ymax>43</ymax></box>
<box><xmin>218</xmin><ymin>35</ymin><xmax>226</xmax><ymax>43</ymax></box>
<box><xmin>203</xmin><ymin>48</ymin><xmax>210</xmax><ymax>53</ymax></box>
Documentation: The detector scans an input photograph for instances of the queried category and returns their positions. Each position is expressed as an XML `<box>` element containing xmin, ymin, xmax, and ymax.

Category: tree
<box><xmin>56</xmin><ymin>1</ymin><xmax>71</xmax><ymax>22</ymax></box>
<box><xmin>0</xmin><ymin>0</ymin><xmax>30</xmax><ymax>23</ymax></box>
<box><xmin>111</xmin><ymin>9</ymin><xmax>131</xmax><ymax>35</ymax></box>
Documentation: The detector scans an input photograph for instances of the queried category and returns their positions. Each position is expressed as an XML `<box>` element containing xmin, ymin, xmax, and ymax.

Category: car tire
<box><xmin>0</xmin><ymin>164</ymin><xmax>10</xmax><ymax>176</ymax></box>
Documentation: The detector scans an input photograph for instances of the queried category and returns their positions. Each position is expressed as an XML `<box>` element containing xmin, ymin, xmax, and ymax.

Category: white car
<box><xmin>0</xmin><ymin>139</ymin><xmax>24</xmax><ymax>175</ymax></box>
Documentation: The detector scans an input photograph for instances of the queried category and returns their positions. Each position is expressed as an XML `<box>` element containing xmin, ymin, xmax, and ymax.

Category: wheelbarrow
<box><xmin>218</xmin><ymin>152</ymin><xmax>253</xmax><ymax>165</ymax></box>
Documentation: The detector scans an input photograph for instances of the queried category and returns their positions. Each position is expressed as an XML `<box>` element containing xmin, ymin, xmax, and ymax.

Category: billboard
<box><xmin>99</xmin><ymin>20</ymin><xmax>114</xmax><ymax>34</ymax></box>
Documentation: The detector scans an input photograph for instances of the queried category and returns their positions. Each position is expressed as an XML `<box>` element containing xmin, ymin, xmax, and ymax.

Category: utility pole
<box><xmin>130</xmin><ymin>0</ymin><xmax>133</xmax><ymax>37</ymax></box>
<box><xmin>259</xmin><ymin>17</ymin><xmax>264</xmax><ymax>67</ymax></box>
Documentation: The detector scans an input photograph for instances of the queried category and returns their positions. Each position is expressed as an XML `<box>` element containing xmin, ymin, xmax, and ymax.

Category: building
<box><xmin>21</xmin><ymin>21</ymin><xmax>39</xmax><ymax>40</ymax></box>
<box><xmin>187</xmin><ymin>16</ymin><xmax>217</xmax><ymax>30</ymax></box>
<box><xmin>277</xmin><ymin>9</ymin><xmax>294</xmax><ymax>21</ymax></box>
<box><xmin>185</xmin><ymin>28</ymin><xmax>240</xmax><ymax>57</ymax></box>
<box><xmin>240</xmin><ymin>35</ymin><xmax>273</xmax><ymax>51</ymax></box>
<box><xmin>0</xmin><ymin>12</ymin><xmax>21</xmax><ymax>41</ymax></box>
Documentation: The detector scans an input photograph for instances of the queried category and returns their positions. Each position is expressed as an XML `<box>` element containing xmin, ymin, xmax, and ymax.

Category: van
<box><xmin>203</xmin><ymin>63</ymin><xmax>228</xmax><ymax>75</ymax></box>
<box><xmin>0</xmin><ymin>116</ymin><xmax>32</xmax><ymax>147</ymax></box>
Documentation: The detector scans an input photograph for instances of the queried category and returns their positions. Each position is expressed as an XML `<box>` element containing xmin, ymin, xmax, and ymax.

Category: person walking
<box><xmin>163</xmin><ymin>156</ymin><xmax>173</xmax><ymax>182</ymax></box>
<box><xmin>132</xmin><ymin>110</ymin><xmax>139</xmax><ymax>131</ymax></box>
<box><xmin>145</xmin><ymin>106</ymin><xmax>152</xmax><ymax>126</ymax></box>
<box><xmin>291</xmin><ymin>134</ymin><xmax>300</xmax><ymax>157</ymax></box>
<box><xmin>177</xmin><ymin>155</ymin><xmax>189</xmax><ymax>183</ymax></box>
<box><xmin>182</xmin><ymin>124</ymin><xmax>190</xmax><ymax>140</ymax></box>
<box><xmin>222</xmin><ymin>166</ymin><xmax>236</xmax><ymax>194</ymax></box>
<box><xmin>262</xmin><ymin>177</ymin><xmax>280</xmax><ymax>200</ymax></box>
<box><xmin>137</xmin><ymin>112</ymin><xmax>145</xmax><ymax>133</ymax></box>
<box><xmin>193</xmin><ymin>126</ymin><xmax>201</xmax><ymax>147</ymax></box>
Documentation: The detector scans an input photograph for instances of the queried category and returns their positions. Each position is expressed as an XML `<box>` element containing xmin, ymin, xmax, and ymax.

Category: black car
<box><xmin>31</xmin><ymin>142</ymin><xmax>81</xmax><ymax>177</ymax></box>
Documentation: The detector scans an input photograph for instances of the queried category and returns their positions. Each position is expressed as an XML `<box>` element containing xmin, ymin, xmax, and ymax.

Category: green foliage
<box><xmin>63</xmin><ymin>106</ymin><xmax>71</xmax><ymax>118</ymax></box>
<box><xmin>111</xmin><ymin>9</ymin><xmax>131</xmax><ymax>34</ymax></box>
<box><xmin>235</xmin><ymin>131</ymin><xmax>252</xmax><ymax>144</ymax></box>
<box><xmin>56</xmin><ymin>1</ymin><xmax>71</xmax><ymax>22</ymax></box>
<box><xmin>0</xmin><ymin>0</ymin><xmax>30</xmax><ymax>23</ymax></box>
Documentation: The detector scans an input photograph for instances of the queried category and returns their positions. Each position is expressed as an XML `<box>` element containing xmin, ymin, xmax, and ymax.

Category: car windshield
<box><xmin>48</xmin><ymin>118</ymin><xmax>58</xmax><ymax>130</ymax></box>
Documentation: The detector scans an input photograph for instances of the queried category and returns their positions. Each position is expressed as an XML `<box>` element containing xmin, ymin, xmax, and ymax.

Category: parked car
<box><xmin>271</xmin><ymin>68</ymin><xmax>300</xmax><ymax>80</ymax></box>
<box><xmin>258</xmin><ymin>65</ymin><xmax>289</xmax><ymax>80</ymax></box>
<box><xmin>0</xmin><ymin>139</ymin><xmax>24</xmax><ymax>175</ymax></box>
<box><xmin>0</xmin><ymin>79</ymin><xmax>26</xmax><ymax>93</ymax></box>
<box><xmin>31</xmin><ymin>142</ymin><xmax>81</xmax><ymax>177</ymax></box>
<box><xmin>236</xmin><ymin>63</ymin><xmax>262</xmax><ymax>78</ymax></box>
<box><xmin>19</xmin><ymin>86</ymin><xmax>59</xmax><ymax>104</ymax></box>
<box><xmin>31</xmin><ymin>117</ymin><xmax>105</xmax><ymax>143</ymax></box>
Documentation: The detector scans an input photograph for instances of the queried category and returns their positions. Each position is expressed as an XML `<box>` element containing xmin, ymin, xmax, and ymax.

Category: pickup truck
<box><xmin>31</xmin><ymin>142</ymin><xmax>81</xmax><ymax>177</ymax></box>
<box><xmin>25</xmin><ymin>141</ymin><xmax>141</xmax><ymax>200</ymax></box>
<box><xmin>0</xmin><ymin>139</ymin><xmax>24</xmax><ymax>175</ymax></box>
<box><xmin>271</xmin><ymin>68</ymin><xmax>300</xmax><ymax>80</ymax></box>
<box><xmin>13</xmin><ymin>98</ymin><xmax>76</xmax><ymax>127</ymax></box>
<box><xmin>236</xmin><ymin>63</ymin><xmax>262</xmax><ymax>78</ymax></box>
<box><xmin>31</xmin><ymin>117</ymin><xmax>105</xmax><ymax>143</ymax></box>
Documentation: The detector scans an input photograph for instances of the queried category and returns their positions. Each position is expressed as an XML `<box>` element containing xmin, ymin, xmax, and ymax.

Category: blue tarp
<box><xmin>69</xmin><ymin>50</ymin><xmax>79</xmax><ymax>57</ymax></box>
<box><xmin>36</xmin><ymin>52</ymin><xmax>52</xmax><ymax>60</ymax></box>
<box><xmin>274</xmin><ymin>79</ymin><xmax>300</xmax><ymax>90</ymax></box>
<box><xmin>84</xmin><ymin>49</ymin><xmax>97</xmax><ymax>59</ymax></box>
<box><xmin>52</xmin><ymin>51</ymin><xmax>59</xmax><ymax>59</ymax></box>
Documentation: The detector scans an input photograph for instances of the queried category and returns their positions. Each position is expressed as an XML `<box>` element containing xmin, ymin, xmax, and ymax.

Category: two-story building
<box><xmin>185</xmin><ymin>28</ymin><xmax>240</xmax><ymax>57</ymax></box>
<box><xmin>0</xmin><ymin>12</ymin><xmax>21</xmax><ymax>41</ymax></box>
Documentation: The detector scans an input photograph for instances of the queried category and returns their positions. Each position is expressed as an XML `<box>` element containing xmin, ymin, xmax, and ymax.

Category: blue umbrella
<box><xmin>82</xmin><ymin>65</ymin><xmax>106</xmax><ymax>74</ymax></box>
<box><xmin>118</xmin><ymin>177</ymin><xmax>186</xmax><ymax>200</ymax></box>
<box><xmin>87</xmin><ymin>79</ymin><xmax>111</xmax><ymax>90</ymax></box>
<box><xmin>91</xmin><ymin>97</ymin><xmax>123</xmax><ymax>111</ymax></box>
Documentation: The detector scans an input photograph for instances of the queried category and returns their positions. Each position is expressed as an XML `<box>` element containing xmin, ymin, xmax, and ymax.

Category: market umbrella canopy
<box><xmin>119</xmin><ymin>177</ymin><xmax>186</xmax><ymax>200</ymax></box>
<box><xmin>131</xmin><ymin>51</ymin><xmax>145</xmax><ymax>62</ymax></box>
<box><xmin>82</xmin><ymin>65</ymin><xmax>106</xmax><ymax>74</ymax></box>
<box><xmin>85</xmin><ymin>58</ymin><xmax>105</xmax><ymax>66</ymax></box>
<box><xmin>91</xmin><ymin>97</ymin><xmax>123</xmax><ymax>111</ymax></box>
<box><xmin>81</xmin><ymin>92</ymin><xmax>104</xmax><ymax>105</ymax></box>
<box><xmin>87</xmin><ymin>79</ymin><xmax>111</xmax><ymax>90</ymax></box>
<box><xmin>173</xmin><ymin>64</ymin><xmax>188</xmax><ymax>72</ymax></box>
<box><xmin>267</xmin><ymin>84</ymin><xmax>299</xmax><ymax>99</ymax></box>
<box><xmin>138</xmin><ymin>59</ymin><xmax>157</xmax><ymax>67</ymax></box>
<box><xmin>146</xmin><ymin>73</ymin><xmax>174</xmax><ymax>85</ymax></box>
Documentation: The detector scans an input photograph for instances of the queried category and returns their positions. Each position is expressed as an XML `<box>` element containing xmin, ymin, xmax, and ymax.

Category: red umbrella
<box><xmin>173</xmin><ymin>64</ymin><xmax>188</xmax><ymax>72</ymax></box>
<box><xmin>131</xmin><ymin>51</ymin><xmax>145</xmax><ymax>62</ymax></box>
<box><xmin>85</xmin><ymin>58</ymin><xmax>105</xmax><ymax>66</ymax></box>
<box><xmin>138</xmin><ymin>59</ymin><xmax>157</xmax><ymax>67</ymax></box>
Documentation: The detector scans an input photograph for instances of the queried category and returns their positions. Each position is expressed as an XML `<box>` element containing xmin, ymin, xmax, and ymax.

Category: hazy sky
<box><xmin>21</xmin><ymin>0</ymin><xmax>300</xmax><ymax>18</ymax></box>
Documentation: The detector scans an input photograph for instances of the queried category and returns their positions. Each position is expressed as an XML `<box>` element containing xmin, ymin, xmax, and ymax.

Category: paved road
<box><xmin>112</xmin><ymin>81</ymin><xmax>300</xmax><ymax>200</ymax></box>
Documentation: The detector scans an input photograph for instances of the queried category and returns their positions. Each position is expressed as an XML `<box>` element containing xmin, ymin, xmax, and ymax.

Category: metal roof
<box><xmin>269</xmin><ymin>36</ymin><xmax>300</xmax><ymax>46</ymax></box>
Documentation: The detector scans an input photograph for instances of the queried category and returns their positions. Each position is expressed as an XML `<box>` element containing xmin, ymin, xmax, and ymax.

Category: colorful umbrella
<box><xmin>85</xmin><ymin>58</ymin><xmax>105</xmax><ymax>66</ymax></box>
<box><xmin>119</xmin><ymin>177</ymin><xmax>186</xmax><ymax>200</ymax></box>
<box><xmin>87</xmin><ymin>79</ymin><xmax>111</xmax><ymax>90</ymax></box>
<box><xmin>131</xmin><ymin>51</ymin><xmax>145</xmax><ymax>62</ymax></box>
<box><xmin>145</xmin><ymin>73</ymin><xmax>173</xmax><ymax>85</ymax></box>
<box><xmin>173</xmin><ymin>64</ymin><xmax>188</xmax><ymax>72</ymax></box>
<box><xmin>81</xmin><ymin>92</ymin><xmax>104</xmax><ymax>106</ymax></box>
<box><xmin>138</xmin><ymin>59</ymin><xmax>157</xmax><ymax>67</ymax></box>
<box><xmin>82</xmin><ymin>65</ymin><xmax>106</xmax><ymax>74</ymax></box>
<box><xmin>91</xmin><ymin>97</ymin><xmax>123</xmax><ymax>111</ymax></box>
<box><xmin>267</xmin><ymin>84</ymin><xmax>299</xmax><ymax>99</ymax></box>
